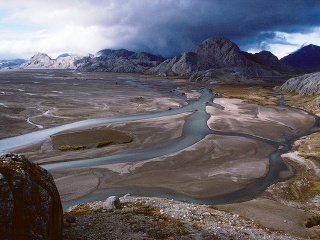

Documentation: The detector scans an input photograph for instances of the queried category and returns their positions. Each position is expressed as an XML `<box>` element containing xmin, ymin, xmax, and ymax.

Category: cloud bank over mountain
<box><xmin>0</xmin><ymin>0</ymin><xmax>320</xmax><ymax>59</ymax></box>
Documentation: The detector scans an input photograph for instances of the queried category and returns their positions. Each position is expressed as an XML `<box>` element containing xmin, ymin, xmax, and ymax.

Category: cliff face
<box><xmin>147</xmin><ymin>37</ymin><xmax>289</xmax><ymax>83</ymax></box>
<box><xmin>0</xmin><ymin>153</ymin><xmax>63</xmax><ymax>240</ymax></box>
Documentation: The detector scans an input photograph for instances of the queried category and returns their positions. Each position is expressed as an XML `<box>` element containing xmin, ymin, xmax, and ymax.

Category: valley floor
<box><xmin>0</xmin><ymin>70</ymin><xmax>319</xmax><ymax>239</ymax></box>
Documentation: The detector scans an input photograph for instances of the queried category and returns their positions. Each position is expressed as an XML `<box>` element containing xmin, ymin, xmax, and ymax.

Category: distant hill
<box><xmin>280</xmin><ymin>44</ymin><xmax>320</xmax><ymax>69</ymax></box>
<box><xmin>21</xmin><ymin>49</ymin><xmax>166</xmax><ymax>72</ymax></box>
<box><xmin>147</xmin><ymin>37</ymin><xmax>292</xmax><ymax>84</ymax></box>
<box><xmin>56</xmin><ymin>53</ymin><xmax>71</xmax><ymax>58</ymax></box>
<box><xmin>21</xmin><ymin>53</ymin><xmax>81</xmax><ymax>69</ymax></box>
<box><xmin>76</xmin><ymin>49</ymin><xmax>166</xmax><ymax>72</ymax></box>
<box><xmin>0</xmin><ymin>58</ymin><xmax>26</xmax><ymax>68</ymax></box>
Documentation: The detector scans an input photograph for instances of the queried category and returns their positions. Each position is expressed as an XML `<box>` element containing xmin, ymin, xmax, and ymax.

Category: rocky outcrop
<box><xmin>280</xmin><ymin>71</ymin><xmax>320</xmax><ymax>95</ymax></box>
<box><xmin>102</xmin><ymin>196</ymin><xmax>121</xmax><ymax>211</ymax></box>
<box><xmin>194</xmin><ymin>37</ymin><xmax>248</xmax><ymax>68</ymax></box>
<box><xmin>0</xmin><ymin>153</ymin><xmax>63</xmax><ymax>240</ymax></box>
<box><xmin>21</xmin><ymin>53</ymin><xmax>80</xmax><ymax>69</ymax></box>
<box><xmin>76</xmin><ymin>49</ymin><xmax>165</xmax><ymax>72</ymax></box>
<box><xmin>147</xmin><ymin>37</ymin><xmax>291</xmax><ymax>84</ymax></box>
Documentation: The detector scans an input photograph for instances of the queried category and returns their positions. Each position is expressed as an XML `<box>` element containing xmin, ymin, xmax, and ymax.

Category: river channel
<box><xmin>0</xmin><ymin>83</ymin><xmax>316</xmax><ymax>209</ymax></box>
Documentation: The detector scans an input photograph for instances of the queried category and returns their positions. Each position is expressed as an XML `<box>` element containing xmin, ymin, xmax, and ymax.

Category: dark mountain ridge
<box><xmin>76</xmin><ymin>48</ymin><xmax>166</xmax><ymax>72</ymax></box>
<box><xmin>280</xmin><ymin>44</ymin><xmax>320</xmax><ymax>70</ymax></box>
<box><xmin>18</xmin><ymin>37</ymin><xmax>320</xmax><ymax>83</ymax></box>
<box><xmin>147</xmin><ymin>37</ymin><xmax>292</xmax><ymax>84</ymax></box>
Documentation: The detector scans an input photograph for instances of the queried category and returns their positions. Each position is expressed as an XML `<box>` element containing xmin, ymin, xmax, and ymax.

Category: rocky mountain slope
<box><xmin>20</xmin><ymin>49</ymin><xmax>166</xmax><ymax>72</ymax></box>
<box><xmin>76</xmin><ymin>49</ymin><xmax>165</xmax><ymax>72</ymax></box>
<box><xmin>244</xmin><ymin>50</ymin><xmax>292</xmax><ymax>72</ymax></box>
<box><xmin>21</xmin><ymin>53</ymin><xmax>81</xmax><ymax>69</ymax></box>
<box><xmin>21</xmin><ymin>37</ymin><xmax>320</xmax><ymax>81</ymax></box>
<box><xmin>280</xmin><ymin>71</ymin><xmax>320</xmax><ymax>95</ymax></box>
<box><xmin>281</xmin><ymin>44</ymin><xmax>320</xmax><ymax>70</ymax></box>
<box><xmin>147</xmin><ymin>37</ymin><xmax>291</xmax><ymax>83</ymax></box>
<box><xmin>280</xmin><ymin>71</ymin><xmax>320</xmax><ymax>109</ymax></box>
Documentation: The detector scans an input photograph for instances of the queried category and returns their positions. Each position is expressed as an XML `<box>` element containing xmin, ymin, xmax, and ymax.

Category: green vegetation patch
<box><xmin>213</xmin><ymin>84</ymin><xmax>320</xmax><ymax>115</ymax></box>
<box><xmin>213</xmin><ymin>85</ymin><xmax>280</xmax><ymax>106</ymax></box>
<box><xmin>66</xmin><ymin>203</ymin><xmax>102</xmax><ymax>216</ymax></box>
<box><xmin>52</xmin><ymin>128</ymin><xmax>132</xmax><ymax>151</ymax></box>
<box><xmin>294</xmin><ymin>133</ymin><xmax>320</xmax><ymax>167</ymax></box>
<box><xmin>280</xmin><ymin>90</ymin><xmax>319</xmax><ymax>115</ymax></box>
<box><xmin>308</xmin><ymin>180</ymin><xmax>320</xmax><ymax>193</ymax></box>
<box><xmin>58</xmin><ymin>145</ymin><xmax>87</xmax><ymax>151</ymax></box>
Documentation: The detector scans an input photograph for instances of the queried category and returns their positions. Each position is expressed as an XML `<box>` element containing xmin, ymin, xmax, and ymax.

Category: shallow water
<box><xmin>0</xmin><ymin>77</ymin><xmax>315</xmax><ymax>209</ymax></box>
<box><xmin>0</xmin><ymin>88</ymin><xmax>208</xmax><ymax>152</ymax></box>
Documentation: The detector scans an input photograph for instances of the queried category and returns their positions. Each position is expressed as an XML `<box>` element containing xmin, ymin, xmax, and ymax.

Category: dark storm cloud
<box><xmin>112</xmin><ymin>0</ymin><xmax>320</xmax><ymax>57</ymax></box>
<box><xmin>1</xmin><ymin>0</ymin><xmax>320</xmax><ymax>59</ymax></box>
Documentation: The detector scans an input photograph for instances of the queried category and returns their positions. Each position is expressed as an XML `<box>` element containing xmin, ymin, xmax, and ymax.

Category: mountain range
<box><xmin>146</xmin><ymin>37</ymin><xmax>293</xmax><ymax>83</ymax></box>
<box><xmin>2</xmin><ymin>37</ymin><xmax>320</xmax><ymax>84</ymax></box>
<box><xmin>20</xmin><ymin>53</ymin><xmax>81</xmax><ymax>69</ymax></box>
<box><xmin>76</xmin><ymin>49</ymin><xmax>165</xmax><ymax>73</ymax></box>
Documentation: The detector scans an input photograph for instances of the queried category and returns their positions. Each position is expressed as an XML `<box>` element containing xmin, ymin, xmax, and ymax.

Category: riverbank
<box><xmin>61</xmin><ymin>84</ymin><xmax>320</xmax><ymax>239</ymax></box>
<box><xmin>0</xmin><ymin>71</ymin><xmax>188</xmax><ymax>139</ymax></box>
<box><xmin>12</xmin><ymin>85</ymin><xmax>315</xmax><ymax>206</ymax></box>
<box><xmin>212</xmin><ymin>84</ymin><xmax>320</xmax><ymax>238</ymax></box>
<box><xmin>41</xmin><ymin>86</ymin><xmax>320</xmax><ymax>238</ymax></box>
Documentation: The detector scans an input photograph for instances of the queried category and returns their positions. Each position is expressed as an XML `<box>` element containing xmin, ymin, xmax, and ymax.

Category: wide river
<box><xmin>1</xmin><ymin>83</ymin><xmax>309</xmax><ymax>209</ymax></box>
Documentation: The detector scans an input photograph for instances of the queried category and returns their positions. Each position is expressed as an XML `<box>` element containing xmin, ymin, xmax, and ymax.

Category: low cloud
<box><xmin>0</xmin><ymin>0</ymin><xmax>320</xmax><ymax>59</ymax></box>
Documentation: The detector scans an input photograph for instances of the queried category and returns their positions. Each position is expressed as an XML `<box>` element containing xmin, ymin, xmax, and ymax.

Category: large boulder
<box><xmin>0</xmin><ymin>153</ymin><xmax>63</xmax><ymax>240</ymax></box>
<box><xmin>102</xmin><ymin>196</ymin><xmax>121</xmax><ymax>211</ymax></box>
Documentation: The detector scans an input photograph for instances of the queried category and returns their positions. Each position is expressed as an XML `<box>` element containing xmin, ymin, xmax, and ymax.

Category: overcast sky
<box><xmin>0</xmin><ymin>0</ymin><xmax>320</xmax><ymax>60</ymax></box>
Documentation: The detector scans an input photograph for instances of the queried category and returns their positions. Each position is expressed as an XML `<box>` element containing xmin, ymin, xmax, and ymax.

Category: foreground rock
<box><xmin>0</xmin><ymin>153</ymin><xmax>63</xmax><ymax>240</ymax></box>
